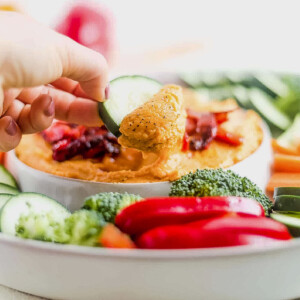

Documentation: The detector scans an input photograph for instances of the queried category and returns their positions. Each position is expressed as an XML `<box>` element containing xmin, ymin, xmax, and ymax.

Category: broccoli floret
<box><xmin>64</xmin><ymin>210</ymin><xmax>106</xmax><ymax>247</ymax></box>
<box><xmin>82</xmin><ymin>192</ymin><xmax>143</xmax><ymax>223</ymax></box>
<box><xmin>16</xmin><ymin>211</ymin><xmax>69</xmax><ymax>243</ymax></box>
<box><xmin>170</xmin><ymin>169</ymin><xmax>272</xmax><ymax>213</ymax></box>
<box><xmin>16</xmin><ymin>210</ymin><xmax>106</xmax><ymax>247</ymax></box>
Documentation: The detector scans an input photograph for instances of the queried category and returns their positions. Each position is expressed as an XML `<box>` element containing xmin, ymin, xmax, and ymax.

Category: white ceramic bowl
<box><xmin>0</xmin><ymin>233</ymin><xmax>299</xmax><ymax>300</ymax></box>
<box><xmin>5</xmin><ymin>123</ymin><xmax>272</xmax><ymax>211</ymax></box>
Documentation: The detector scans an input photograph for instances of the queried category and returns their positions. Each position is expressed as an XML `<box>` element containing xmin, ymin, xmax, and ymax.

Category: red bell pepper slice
<box><xmin>215</xmin><ymin>127</ymin><xmax>244</xmax><ymax>146</ymax></box>
<box><xmin>115</xmin><ymin>196</ymin><xmax>264</xmax><ymax>236</ymax></box>
<box><xmin>136</xmin><ymin>215</ymin><xmax>291</xmax><ymax>249</ymax></box>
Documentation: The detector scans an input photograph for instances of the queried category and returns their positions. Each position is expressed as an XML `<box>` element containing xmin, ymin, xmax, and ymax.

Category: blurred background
<box><xmin>2</xmin><ymin>0</ymin><xmax>300</xmax><ymax>73</ymax></box>
<box><xmin>0</xmin><ymin>0</ymin><xmax>300</xmax><ymax>137</ymax></box>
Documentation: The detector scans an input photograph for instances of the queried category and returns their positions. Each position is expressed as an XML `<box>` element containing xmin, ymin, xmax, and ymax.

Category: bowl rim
<box><xmin>8</xmin><ymin>150</ymin><xmax>170</xmax><ymax>186</ymax></box>
<box><xmin>0</xmin><ymin>232</ymin><xmax>298</xmax><ymax>260</ymax></box>
<box><xmin>8</xmin><ymin>119</ymin><xmax>269</xmax><ymax>186</ymax></box>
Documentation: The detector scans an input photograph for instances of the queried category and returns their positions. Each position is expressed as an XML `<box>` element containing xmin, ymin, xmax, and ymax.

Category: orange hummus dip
<box><xmin>16</xmin><ymin>86</ymin><xmax>263</xmax><ymax>183</ymax></box>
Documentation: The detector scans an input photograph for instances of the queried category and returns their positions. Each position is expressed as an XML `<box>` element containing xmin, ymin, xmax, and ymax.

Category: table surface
<box><xmin>0</xmin><ymin>285</ymin><xmax>45</xmax><ymax>299</ymax></box>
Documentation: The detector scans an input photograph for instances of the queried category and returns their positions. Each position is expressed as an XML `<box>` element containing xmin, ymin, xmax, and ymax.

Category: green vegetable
<box><xmin>16</xmin><ymin>211</ymin><xmax>69</xmax><ymax>243</ymax></box>
<box><xmin>82</xmin><ymin>192</ymin><xmax>143</xmax><ymax>223</ymax></box>
<box><xmin>270</xmin><ymin>212</ymin><xmax>300</xmax><ymax>237</ymax></box>
<box><xmin>274</xmin><ymin>195</ymin><xmax>300</xmax><ymax>212</ymax></box>
<box><xmin>170</xmin><ymin>169</ymin><xmax>272</xmax><ymax>214</ymax></box>
<box><xmin>98</xmin><ymin>75</ymin><xmax>162</xmax><ymax>136</ymax></box>
<box><xmin>276</xmin><ymin>75</ymin><xmax>300</xmax><ymax>120</ymax></box>
<box><xmin>64</xmin><ymin>210</ymin><xmax>106</xmax><ymax>246</ymax></box>
<box><xmin>16</xmin><ymin>209</ymin><xmax>106</xmax><ymax>247</ymax></box>
<box><xmin>274</xmin><ymin>187</ymin><xmax>300</xmax><ymax>198</ymax></box>
<box><xmin>277</xmin><ymin>113</ymin><xmax>300</xmax><ymax>150</ymax></box>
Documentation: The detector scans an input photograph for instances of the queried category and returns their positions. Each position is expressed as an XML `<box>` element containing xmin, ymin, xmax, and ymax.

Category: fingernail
<box><xmin>105</xmin><ymin>84</ymin><xmax>110</xmax><ymax>100</ymax></box>
<box><xmin>5</xmin><ymin>119</ymin><xmax>17</xmax><ymax>136</ymax></box>
<box><xmin>44</xmin><ymin>98</ymin><xmax>55</xmax><ymax>117</ymax></box>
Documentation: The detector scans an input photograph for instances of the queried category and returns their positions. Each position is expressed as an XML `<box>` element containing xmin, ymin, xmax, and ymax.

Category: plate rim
<box><xmin>0</xmin><ymin>232</ymin><xmax>298</xmax><ymax>260</ymax></box>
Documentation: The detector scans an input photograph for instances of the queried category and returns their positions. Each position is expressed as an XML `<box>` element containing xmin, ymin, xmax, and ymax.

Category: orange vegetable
<box><xmin>271</xmin><ymin>139</ymin><xmax>300</xmax><ymax>156</ymax></box>
<box><xmin>0</xmin><ymin>153</ymin><xmax>4</xmax><ymax>165</ymax></box>
<box><xmin>274</xmin><ymin>153</ymin><xmax>300</xmax><ymax>173</ymax></box>
<box><xmin>100</xmin><ymin>224</ymin><xmax>136</xmax><ymax>249</ymax></box>
<box><xmin>266</xmin><ymin>172</ymin><xmax>300</xmax><ymax>194</ymax></box>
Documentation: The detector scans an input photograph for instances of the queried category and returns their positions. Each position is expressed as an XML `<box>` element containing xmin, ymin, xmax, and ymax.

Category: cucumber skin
<box><xmin>274</xmin><ymin>187</ymin><xmax>300</xmax><ymax>198</ymax></box>
<box><xmin>0</xmin><ymin>192</ymin><xmax>69</xmax><ymax>234</ymax></box>
<box><xmin>274</xmin><ymin>195</ymin><xmax>300</xmax><ymax>212</ymax></box>
<box><xmin>0</xmin><ymin>165</ymin><xmax>18</xmax><ymax>188</ymax></box>
<box><xmin>98</xmin><ymin>102</ymin><xmax>121</xmax><ymax>137</ymax></box>
<box><xmin>0</xmin><ymin>194</ymin><xmax>12</xmax><ymax>211</ymax></box>
<box><xmin>98</xmin><ymin>75</ymin><xmax>162</xmax><ymax>137</ymax></box>
<box><xmin>271</xmin><ymin>213</ymin><xmax>300</xmax><ymax>237</ymax></box>
<box><xmin>0</xmin><ymin>183</ymin><xmax>19</xmax><ymax>195</ymax></box>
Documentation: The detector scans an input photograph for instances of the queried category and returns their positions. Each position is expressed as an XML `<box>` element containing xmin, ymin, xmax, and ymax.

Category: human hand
<box><xmin>0</xmin><ymin>11</ymin><xmax>108</xmax><ymax>151</ymax></box>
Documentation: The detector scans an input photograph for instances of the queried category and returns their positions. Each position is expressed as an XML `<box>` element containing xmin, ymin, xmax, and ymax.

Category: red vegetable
<box><xmin>136</xmin><ymin>214</ymin><xmax>291</xmax><ymax>249</ymax></box>
<box><xmin>215</xmin><ymin>127</ymin><xmax>244</xmax><ymax>146</ymax></box>
<box><xmin>115</xmin><ymin>196</ymin><xmax>265</xmax><ymax>236</ymax></box>
<box><xmin>181</xmin><ymin>132</ymin><xmax>189</xmax><ymax>152</ymax></box>
<box><xmin>184</xmin><ymin>110</ymin><xmax>217</xmax><ymax>151</ymax></box>
<box><xmin>55</xmin><ymin>3</ymin><xmax>115</xmax><ymax>62</ymax></box>
<box><xmin>42</xmin><ymin>122</ymin><xmax>120</xmax><ymax>162</ymax></box>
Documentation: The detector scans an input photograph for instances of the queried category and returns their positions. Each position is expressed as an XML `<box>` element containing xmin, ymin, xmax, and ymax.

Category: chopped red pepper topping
<box><xmin>216</xmin><ymin>127</ymin><xmax>244</xmax><ymax>146</ymax></box>
<box><xmin>42</xmin><ymin>122</ymin><xmax>120</xmax><ymax>162</ymax></box>
<box><xmin>183</xmin><ymin>108</ymin><xmax>243</xmax><ymax>151</ymax></box>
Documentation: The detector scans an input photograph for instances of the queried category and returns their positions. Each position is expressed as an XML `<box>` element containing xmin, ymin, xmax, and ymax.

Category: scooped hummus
<box><xmin>119</xmin><ymin>85</ymin><xmax>186</xmax><ymax>153</ymax></box>
<box><xmin>16</xmin><ymin>86</ymin><xmax>263</xmax><ymax>183</ymax></box>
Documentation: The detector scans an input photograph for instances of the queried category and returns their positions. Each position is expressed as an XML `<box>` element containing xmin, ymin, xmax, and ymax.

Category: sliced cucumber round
<box><xmin>248</xmin><ymin>88</ymin><xmax>291</xmax><ymax>130</ymax></box>
<box><xmin>0</xmin><ymin>183</ymin><xmax>19</xmax><ymax>195</ymax></box>
<box><xmin>98</xmin><ymin>75</ymin><xmax>162</xmax><ymax>136</ymax></box>
<box><xmin>0</xmin><ymin>194</ymin><xmax>12</xmax><ymax>210</ymax></box>
<box><xmin>0</xmin><ymin>193</ymin><xmax>70</xmax><ymax>235</ymax></box>
<box><xmin>270</xmin><ymin>212</ymin><xmax>300</xmax><ymax>237</ymax></box>
<box><xmin>274</xmin><ymin>195</ymin><xmax>300</xmax><ymax>212</ymax></box>
<box><xmin>0</xmin><ymin>165</ymin><xmax>17</xmax><ymax>188</ymax></box>
<box><xmin>277</xmin><ymin>114</ymin><xmax>300</xmax><ymax>150</ymax></box>
<box><xmin>274</xmin><ymin>187</ymin><xmax>300</xmax><ymax>198</ymax></box>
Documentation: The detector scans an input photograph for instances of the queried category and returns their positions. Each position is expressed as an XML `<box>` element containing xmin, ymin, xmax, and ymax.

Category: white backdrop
<box><xmin>18</xmin><ymin>0</ymin><xmax>300</xmax><ymax>73</ymax></box>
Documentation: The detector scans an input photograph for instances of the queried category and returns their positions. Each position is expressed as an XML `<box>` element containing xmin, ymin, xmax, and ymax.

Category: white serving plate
<box><xmin>0</xmin><ymin>233</ymin><xmax>299</xmax><ymax>300</ymax></box>
<box><xmin>5</xmin><ymin>122</ymin><xmax>272</xmax><ymax>211</ymax></box>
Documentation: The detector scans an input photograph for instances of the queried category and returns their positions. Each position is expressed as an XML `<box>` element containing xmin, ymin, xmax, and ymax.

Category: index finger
<box><xmin>58</xmin><ymin>37</ymin><xmax>109</xmax><ymax>102</ymax></box>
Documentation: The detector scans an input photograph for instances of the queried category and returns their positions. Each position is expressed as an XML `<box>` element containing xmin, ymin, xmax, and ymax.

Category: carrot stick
<box><xmin>266</xmin><ymin>172</ymin><xmax>300</xmax><ymax>194</ymax></box>
<box><xmin>274</xmin><ymin>153</ymin><xmax>300</xmax><ymax>173</ymax></box>
<box><xmin>271</xmin><ymin>139</ymin><xmax>300</xmax><ymax>156</ymax></box>
<box><xmin>100</xmin><ymin>224</ymin><xmax>136</xmax><ymax>249</ymax></box>
<box><xmin>0</xmin><ymin>153</ymin><xmax>4</xmax><ymax>165</ymax></box>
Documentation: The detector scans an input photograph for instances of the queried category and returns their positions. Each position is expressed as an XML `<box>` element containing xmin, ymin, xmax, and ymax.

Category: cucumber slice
<box><xmin>270</xmin><ymin>212</ymin><xmax>300</xmax><ymax>237</ymax></box>
<box><xmin>277</xmin><ymin>114</ymin><xmax>300</xmax><ymax>150</ymax></box>
<box><xmin>253</xmin><ymin>74</ymin><xmax>289</xmax><ymax>99</ymax></box>
<box><xmin>274</xmin><ymin>195</ymin><xmax>300</xmax><ymax>212</ymax></box>
<box><xmin>0</xmin><ymin>194</ymin><xmax>12</xmax><ymax>210</ymax></box>
<box><xmin>248</xmin><ymin>88</ymin><xmax>291</xmax><ymax>130</ymax></box>
<box><xmin>0</xmin><ymin>193</ymin><xmax>70</xmax><ymax>235</ymax></box>
<box><xmin>98</xmin><ymin>75</ymin><xmax>162</xmax><ymax>136</ymax></box>
<box><xmin>274</xmin><ymin>187</ymin><xmax>300</xmax><ymax>198</ymax></box>
<box><xmin>0</xmin><ymin>183</ymin><xmax>19</xmax><ymax>195</ymax></box>
<box><xmin>0</xmin><ymin>165</ymin><xmax>17</xmax><ymax>188</ymax></box>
